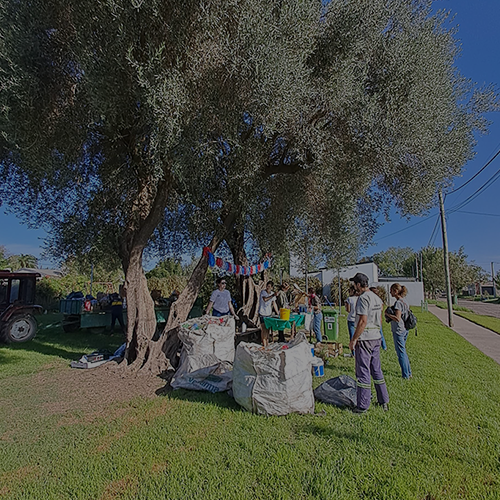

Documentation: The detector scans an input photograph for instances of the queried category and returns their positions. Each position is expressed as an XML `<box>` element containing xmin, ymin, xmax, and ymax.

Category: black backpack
<box><xmin>404</xmin><ymin>309</ymin><xmax>417</xmax><ymax>330</ymax></box>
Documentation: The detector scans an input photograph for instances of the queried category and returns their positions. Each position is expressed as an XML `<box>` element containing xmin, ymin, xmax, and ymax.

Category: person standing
<box><xmin>205</xmin><ymin>278</ymin><xmax>237</xmax><ymax>318</ymax></box>
<box><xmin>259</xmin><ymin>281</ymin><xmax>279</xmax><ymax>347</ymax></box>
<box><xmin>385</xmin><ymin>283</ymin><xmax>412</xmax><ymax>379</ymax></box>
<box><xmin>344</xmin><ymin>285</ymin><xmax>358</xmax><ymax>356</ymax></box>
<box><xmin>308</xmin><ymin>288</ymin><xmax>323</xmax><ymax>345</ymax></box>
<box><xmin>275</xmin><ymin>282</ymin><xmax>290</xmax><ymax>342</ymax></box>
<box><xmin>349</xmin><ymin>273</ymin><xmax>389</xmax><ymax>413</ymax></box>
<box><xmin>110</xmin><ymin>292</ymin><xmax>125</xmax><ymax>335</ymax></box>
<box><xmin>369</xmin><ymin>287</ymin><xmax>388</xmax><ymax>351</ymax></box>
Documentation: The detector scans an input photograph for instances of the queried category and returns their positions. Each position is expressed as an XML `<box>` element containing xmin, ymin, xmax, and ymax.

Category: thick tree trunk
<box><xmin>226</xmin><ymin>226</ymin><xmax>265</xmax><ymax>327</ymax></box>
<box><xmin>138</xmin><ymin>235</ymin><xmax>222</xmax><ymax>375</ymax></box>
<box><xmin>122</xmin><ymin>246</ymin><xmax>157</xmax><ymax>369</ymax></box>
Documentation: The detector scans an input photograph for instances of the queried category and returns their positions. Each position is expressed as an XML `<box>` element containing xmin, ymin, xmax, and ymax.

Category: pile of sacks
<box><xmin>170</xmin><ymin>317</ymin><xmax>315</xmax><ymax>417</ymax></box>
<box><xmin>171</xmin><ymin>315</ymin><xmax>236</xmax><ymax>393</ymax></box>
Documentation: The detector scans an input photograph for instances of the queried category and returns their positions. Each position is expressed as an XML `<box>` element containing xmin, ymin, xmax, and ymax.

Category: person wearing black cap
<box><xmin>349</xmin><ymin>273</ymin><xmax>389</xmax><ymax>413</ymax></box>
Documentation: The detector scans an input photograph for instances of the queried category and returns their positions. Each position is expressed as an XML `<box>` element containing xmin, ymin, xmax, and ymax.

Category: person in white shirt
<box><xmin>259</xmin><ymin>281</ymin><xmax>279</xmax><ymax>347</ymax></box>
<box><xmin>205</xmin><ymin>278</ymin><xmax>237</xmax><ymax>317</ymax></box>
<box><xmin>349</xmin><ymin>273</ymin><xmax>389</xmax><ymax>414</ymax></box>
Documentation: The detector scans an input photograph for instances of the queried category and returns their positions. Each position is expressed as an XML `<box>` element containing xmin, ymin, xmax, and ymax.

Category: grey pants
<box><xmin>355</xmin><ymin>339</ymin><xmax>389</xmax><ymax>410</ymax></box>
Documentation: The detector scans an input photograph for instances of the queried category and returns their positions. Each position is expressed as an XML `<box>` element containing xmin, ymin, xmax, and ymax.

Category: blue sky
<box><xmin>1</xmin><ymin>0</ymin><xmax>499</xmax><ymax>272</ymax></box>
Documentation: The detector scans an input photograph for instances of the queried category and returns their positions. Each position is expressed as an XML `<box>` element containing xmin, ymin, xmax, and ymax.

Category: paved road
<box><xmin>457</xmin><ymin>299</ymin><xmax>500</xmax><ymax>319</ymax></box>
<box><xmin>429</xmin><ymin>305</ymin><xmax>500</xmax><ymax>365</ymax></box>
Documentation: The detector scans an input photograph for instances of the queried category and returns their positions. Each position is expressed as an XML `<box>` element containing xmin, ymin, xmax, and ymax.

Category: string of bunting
<box><xmin>202</xmin><ymin>247</ymin><xmax>272</xmax><ymax>276</ymax></box>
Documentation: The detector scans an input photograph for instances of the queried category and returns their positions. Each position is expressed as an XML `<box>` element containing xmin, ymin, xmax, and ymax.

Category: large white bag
<box><xmin>232</xmin><ymin>332</ymin><xmax>314</xmax><ymax>416</ymax></box>
<box><xmin>171</xmin><ymin>315</ymin><xmax>235</xmax><ymax>392</ymax></box>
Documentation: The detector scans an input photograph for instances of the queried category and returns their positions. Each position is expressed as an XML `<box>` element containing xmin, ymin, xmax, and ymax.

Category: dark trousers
<box><xmin>355</xmin><ymin>339</ymin><xmax>389</xmax><ymax>410</ymax></box>
<box><xmin>111</xmin><ymin>308</ymin><xmax>125</xmax><ymax>333</ymax></box>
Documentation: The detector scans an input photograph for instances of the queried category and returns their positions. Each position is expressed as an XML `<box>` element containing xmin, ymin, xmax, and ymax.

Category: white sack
<box><xmin>171</xmin><ymin>315</ymin><xmax>235</xmax><ymax>392</ymax></box>
<box><xmin>232</xmin><ymin>332</ymin><xmax>314</xmax><ymax>416</ymax></box>
<box><xmin>304</xmin><ymin>313</ymin><xmax>313</xmax><ymax>332</ymax></box>
<box><xmin>170</xmin><ymin>360</ymin><xmax>233</xmax><ymax>393</ymax></box>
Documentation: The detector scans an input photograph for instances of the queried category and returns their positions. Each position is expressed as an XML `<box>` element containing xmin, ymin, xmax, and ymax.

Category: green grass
<box><xmin>455</xmin><ymin>311</ymin><xmax>500</xmax><ymax>335</ymax></box>
<box><xmin>434</xmin><ymin>301</ymin><xmax>472</xmax><ymax>312</ymax></box>
<box><xmin>1</xmin><ymin>312</ymin><xmax>500</xmax><ymax>499</ymax></box>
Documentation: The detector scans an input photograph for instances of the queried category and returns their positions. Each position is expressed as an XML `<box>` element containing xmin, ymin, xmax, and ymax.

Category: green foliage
<box><xmin>421</xmin><ymin>246</ymin><xmax>485</xmax><ymax>297</ymax></box>
<box><xmin>146</xmin><ymin>276</ymin><xmax>187</xmax><ymax>300</ymax></box>
<box><xmin>1</xmin><ymin>0</ymin><xmax>497</xmax><ymax>281</ymax></box>
<box><xmin>0</xmin><ymin>247</ymin><xmax>38</xmax><ymax>270</ymax></box>
<box><xmin>146</xmin><ymin>258</ymin><xmax>184</xmax><ymax>280</ymax></box>
<box><xmin>1</xmin><ymin>311</ymin><xmax>500</xmax><ymax>498</ymax></box>
<box><xmin>373</xmin><ymin>247</ymin><xmax>415</xmax><ymax>278</ymax></box>
<box><xmin>35</xmin><ymin>258</ymin><xmax>124</xmax><ymax>310</ymax></box>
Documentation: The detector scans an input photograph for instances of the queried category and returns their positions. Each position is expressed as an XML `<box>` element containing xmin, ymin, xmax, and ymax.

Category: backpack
<box><xmin>404</xmin><ymin>309</ymin><xmax>417</xmax><ymax>330</ymax></box>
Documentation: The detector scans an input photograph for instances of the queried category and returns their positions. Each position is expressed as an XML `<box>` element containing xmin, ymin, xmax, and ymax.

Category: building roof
<box><xmin>16</xmin><ymin>268</ymin><xmax>64</xmax><ymax>278</ymax></box>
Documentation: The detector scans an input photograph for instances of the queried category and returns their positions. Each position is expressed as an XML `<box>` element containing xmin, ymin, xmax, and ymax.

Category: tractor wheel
<box><xmin>2</xmin><ymin>314</ymin><xmax>37</xmax><ymax>343</ymax></box>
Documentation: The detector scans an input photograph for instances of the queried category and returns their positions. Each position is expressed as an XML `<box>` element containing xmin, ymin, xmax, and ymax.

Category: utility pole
<box><xmin>492</xmin><ymin>262</ymin><xmax>497</xmax><ymax>298</ymax></box>
<box><xmin>439</xmin><ymin>190</ymin><xmax>453</xmax><ymax>327</ymax></box>
<box><xmin>415</xmin><ymin>255</ymin><xmax>419</xmax><ymax>281</ymax></box>
<box><xmin>338</xmin><ymin>271</ymin><xmax>341</xmax><ymax>314</ymax></box>
<box><xmin>420</xmin><ymin>252</ymin><xmax>423</xmax><ymax>282</ymax></box>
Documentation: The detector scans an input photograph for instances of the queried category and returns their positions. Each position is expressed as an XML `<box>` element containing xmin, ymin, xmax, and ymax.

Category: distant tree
<box><xmin>146</xmin><ymin>259</ymin><xmax>184</xmax><ymax>280</ymax></box>
<box><xmin>7</xmin><ymin>254</ymin><xmax>38</xmax><ymax>270</ymax></box>
<box><xmin>421</xmin><ymin>246</ymin><xmax>484</xmax><ymax>297</ymax></box>
<box><xmin>0</xmin><ymin>246</ymin><xmax>8</xmax><ymax>269</ymax></box>
<box><xmin>373</xmin><ymin>247</ymin><xmax>416</xmax><ymax>277</ymax></box>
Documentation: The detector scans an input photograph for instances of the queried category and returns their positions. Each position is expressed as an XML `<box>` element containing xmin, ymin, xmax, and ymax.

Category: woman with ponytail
<box><xmin>385</xmin><ymin>283</ymin><xmax>412</xmax><ymax>379</ymax></box>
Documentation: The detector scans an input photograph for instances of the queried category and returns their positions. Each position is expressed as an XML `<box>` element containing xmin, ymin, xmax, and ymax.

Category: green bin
<box><xmin>322</xmin><ymin>308</ymin><xmax>339</xmax><ymax>341</ymax></box>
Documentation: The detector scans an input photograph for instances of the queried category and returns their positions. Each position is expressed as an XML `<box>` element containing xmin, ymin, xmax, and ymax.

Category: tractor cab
<box><xmin>0</xmin><ymin>270</ymin><xmax>42</xmax><ymax>343</ymax></box>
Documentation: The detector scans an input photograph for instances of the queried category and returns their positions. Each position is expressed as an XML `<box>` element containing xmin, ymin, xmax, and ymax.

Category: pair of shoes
<box><xmin>352</xmin><ymin>407</ymin><xmax>367</xmax><ymax>414</ymax></box>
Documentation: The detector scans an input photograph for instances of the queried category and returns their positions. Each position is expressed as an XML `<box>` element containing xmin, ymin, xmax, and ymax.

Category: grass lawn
<box><xmin>434</xmin><ymin>301</ymin><xmax>472</xmax><ymax>312</ymax></box>
<box><xmin>1</xmin><ymin>311</ymin><xmax>500</xmax><ymax>499</ymax></box>
<box><xmin>455</xmin><ymin>311</ymin><xmax>500</xmax><ymax>335</ymax></box>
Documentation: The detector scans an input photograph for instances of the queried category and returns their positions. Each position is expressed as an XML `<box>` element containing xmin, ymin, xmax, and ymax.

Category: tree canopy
<box><xmin>1</xmin><ymin>0</ymin><xmax>497</xmax><ymax>373</ymax></box>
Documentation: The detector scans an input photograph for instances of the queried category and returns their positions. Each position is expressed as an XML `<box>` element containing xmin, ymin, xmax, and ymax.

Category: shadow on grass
<box><xmin>0</xmin><ymin>349</ymin><xmax>24</xmax><ymax>367</ymax></box>
<box><xmin>161</xmin><ymin>386</ymin><xmax>241</xmax><ymax>411</ymax></box>
<box><xmin>3</xmin><ymin>326</ymin><xmax>123</xmax><ymax>363</ymax></box>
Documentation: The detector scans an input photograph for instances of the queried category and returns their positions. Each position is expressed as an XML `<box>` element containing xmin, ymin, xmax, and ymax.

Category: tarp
<box><xmin>313</xmin><ymin>375</ymin><xmax>357</xmax><ymax>408</ymax></box>
<box><xmin>170</xmin><ymin>315</ymin><xmax>235</xmax><ymax>393</ymax></box>
<box><xmin>232</xmin><ymin>332</ymin><xmax>314</xmax><ymax>416</ymax></box>
<box><xmin>262</xmin><ymin>313</ymin><xmax>306</xmax><ymax>331</ymax></box>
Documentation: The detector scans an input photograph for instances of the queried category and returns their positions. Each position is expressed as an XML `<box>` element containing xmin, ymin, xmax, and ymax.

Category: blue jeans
<box><xmin>212</xmin><ymin>309</ymin><xmax>228</xmax><ymax>317</ymax></box>
<box><xmin>347</xmin><ymin>321</ymin><xmax>355</xmax><ymax>340</ymax></box>
<box><xmin>313</xmin><ymin>312</ymin><xmax>322</xmax><ymax>343</ymax></box>
<box><xmin>393</xmin><ymin>330</ymin><xmax>412</xmax><ymax>378</ymax></box>
<box><xmin>380</xmin><ymin>327</ymin><xmax>387</xmax><ymax>350</ymax></box>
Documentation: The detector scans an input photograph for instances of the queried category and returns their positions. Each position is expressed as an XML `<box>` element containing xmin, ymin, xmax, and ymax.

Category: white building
<box><xmin>298</xmin><ymin>261</ymin><xmax>424</xmax><ymax>307</ymax></box>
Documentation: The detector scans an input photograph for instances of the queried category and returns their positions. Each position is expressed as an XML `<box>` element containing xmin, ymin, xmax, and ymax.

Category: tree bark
<box><xmin>122</xmin><ymin>245</ymin><xmax>157</xmax><ymax>369</ymax></box>
<box><xmin>226</xmin><ymin>226</ymin><xmax>265</xmax><ymax>327</ymax></box>
<box><xmin>138</xmin><ymin>234</ymin><xmax>222</xmax><ymax>375</ymax></box>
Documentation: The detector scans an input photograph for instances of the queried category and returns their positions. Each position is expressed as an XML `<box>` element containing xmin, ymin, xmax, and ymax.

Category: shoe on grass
<box><xmin>352</xmin><ymin>407</ymin><xmax>367</xmax><ymax>414</ymax></box>
<box><xmin>382</xmin><ymin>403</ymin><xmax>389</xmax><ymax>412</ymax></box>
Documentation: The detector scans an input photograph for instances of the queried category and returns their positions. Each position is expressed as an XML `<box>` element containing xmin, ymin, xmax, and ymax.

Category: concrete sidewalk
<box><xmin>429</xmin><ymin>305</ymin><xmax>500</xmax><ymax>365</ymax></box>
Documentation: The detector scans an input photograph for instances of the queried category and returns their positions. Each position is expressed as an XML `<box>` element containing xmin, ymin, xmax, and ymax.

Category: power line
<box><xmin>373</xmin><ymin>213</ymin><xmax>438</xmax><ymax>242</ymax></box>
<box><xmin>455</xmin><ymin>210</ymin><xmax>500</xmax><ymax>217</ymax></box>
<box><xmin>448</xmin><ymin>163</ymin><xmax>500</xmax><ymax>214</ymax></box>
<box><xmin>427</xmin><ymin>216</ymin><xmax>440</xmax><ymax>247</ymax></box>
<box><xmin>448</xmin><ymin>146</ymin><xmax>500</xmax><ymax>194</ymax></box>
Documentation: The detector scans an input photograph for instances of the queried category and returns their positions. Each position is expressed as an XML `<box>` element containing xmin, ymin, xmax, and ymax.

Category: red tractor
<box><xmin>0</xmin><ymin>270</ymin><xmax>43</xmax><ymax>343</ymax></box>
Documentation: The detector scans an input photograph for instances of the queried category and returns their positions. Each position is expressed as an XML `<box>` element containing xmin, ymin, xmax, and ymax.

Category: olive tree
<box><xmin>1</xmin><ymin>0</ymin><xmax>497</xmax><ymax>376</ymax></box>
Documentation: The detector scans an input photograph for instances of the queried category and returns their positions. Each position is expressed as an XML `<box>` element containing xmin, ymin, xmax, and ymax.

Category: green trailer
<box><xmin>60</xmin><ymin>298</ymin><xmax>203</xmax><ymax>333</ymax></box>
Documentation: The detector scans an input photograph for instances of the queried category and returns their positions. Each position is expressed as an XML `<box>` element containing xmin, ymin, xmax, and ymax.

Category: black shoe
<box><xmin>382</xmin><ymin>403</ymin><xmax>389</xmax><ymax>412</ymax></box>
<box><xmin>352</xmin><ymin>407</ymin><xmax>367</xmax><ymax>414</ymax></box>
